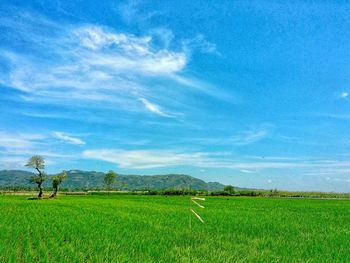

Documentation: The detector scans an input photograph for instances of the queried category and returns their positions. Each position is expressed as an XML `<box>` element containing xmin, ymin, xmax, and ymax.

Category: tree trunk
<box><xmin>38</xmin><ymin>183</ymin><xmax>43</xmax><ymax>198</ymax></box>
<box><xmin>36</xmin><ymin>168</ymin><xmax>43</xmax><ymax>198</ymax></box>
<box><xmin>50</xmin><ymin>186</ymin><xmax>58</xmax><ymax>198</ymax></box>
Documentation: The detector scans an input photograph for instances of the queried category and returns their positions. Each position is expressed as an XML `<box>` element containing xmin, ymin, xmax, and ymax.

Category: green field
<box><xmin>0</xmin><ymin>195</ymin><xmax>349</xmax><ymax>262</ymax></box>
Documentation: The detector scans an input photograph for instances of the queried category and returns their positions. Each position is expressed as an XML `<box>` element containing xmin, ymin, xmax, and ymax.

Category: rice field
<box><xmin>0</xmin><ymin>195</ymin><xmax>349</xmax><ymax>262</ymax></box>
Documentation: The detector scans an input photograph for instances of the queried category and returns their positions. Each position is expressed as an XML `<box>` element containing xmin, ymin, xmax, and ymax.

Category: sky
<box><xmin>1</xmin><ymin>0</ymin><xmax>350</xmax><ymax>192</ymax></box>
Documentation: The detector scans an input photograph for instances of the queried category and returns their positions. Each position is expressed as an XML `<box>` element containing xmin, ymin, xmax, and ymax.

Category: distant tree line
<box><xmin>142</xmin><ymin>188</ymin><xmax>350</xmax><ymax>198</ymax></box>
<box><xmin>1</xmin><ymin>155</ymin><xmax>349</xmax><ymax>199</ymax></box>
<box><xmin>24</xmin><ymin>155</ymin><xmax>118</xmax><ymax>198</ymax></box>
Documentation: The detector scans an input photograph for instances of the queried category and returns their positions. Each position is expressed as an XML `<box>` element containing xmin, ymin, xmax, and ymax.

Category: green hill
<box><xmin>0</xmin><ymin>170</ymin><xmax>225</xmax><ymax>190</ymax></box>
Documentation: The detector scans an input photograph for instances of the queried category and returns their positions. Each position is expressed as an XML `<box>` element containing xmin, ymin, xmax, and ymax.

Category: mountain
<box><xmin>0</xmin><ymin>170</ymin><xmax>35</xmax><ymax>186</ymax></box>
<box><xmin>0</xmin><ymin>170</ymin><xmax>225</xmax><ymax>191</ymax></box>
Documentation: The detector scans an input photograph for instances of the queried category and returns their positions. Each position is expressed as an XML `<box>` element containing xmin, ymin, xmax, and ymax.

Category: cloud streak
<box><xmin>339</xmin><ymin>91</ymin><xmax>348</xmax><ymax>98</ymax></box>
<box><xmin>82</xmin><ymin>149</ymin><xmax>215</xmax><ymax>169</ymax></box>
<box><xmin>82</xmin><ymin>148</ymin><xmax>350</xmax><ymax>175</ymax></box>
<box><xmin>0</xmin><ymin>13</ymin><xmax>229</xmax><ymax>121</ymax></box>
<box><xmin>0</xmin><ymin>130</ymin><xmax>76</xmax><ymax>170</ymax></box>
<box><xmin>74</xmin><ymin>25</ymin><xmax>187</xmax><ymax>75</ymax></box>
<box><xmin>230</xmin><ymin>124</ymin><xmax>272</xmax><ymax>145</ymax></box>
<box><xmin>0</xmin><ymin>131</ymin><xmax>45</xmax><ymax>153</ymax></box>
<box><xmin>53</xmin><ymin>132</ymin><xmax>85</xmax><ymax>145</ymax></box>
<box><xmin>190</xmin><ymin>124</ymin><xmax>273</xmax><ymax>146</ymax></box>
<box><xmin>139</xmin><ymin>98</ymin><xmax>172</xmax><ymax>117</ymax></box>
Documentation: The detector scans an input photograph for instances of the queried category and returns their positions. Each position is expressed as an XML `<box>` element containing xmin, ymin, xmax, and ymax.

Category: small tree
<box><xmin>50</xmin><ymin>171</ymin><xmax>67</xmax><ymax>198</ymax></box>
<box><xmin>121</xmin><ymin>182</ymin><xmax>128</xmax><ymax>190</ymax></box>
<box><xmin>25</xmin><ymin>155</ymin><xmax>47</xmax><ymax>198</ymax></box>
<box><xmin>104</xmin><ymin>170</ymin><xmax>117</xmax><ymax>193</ymax></box>
<box><xmin>224</xmin><ymin>185</ymin><xmax>235</xmax><ymax>195</ymax></box>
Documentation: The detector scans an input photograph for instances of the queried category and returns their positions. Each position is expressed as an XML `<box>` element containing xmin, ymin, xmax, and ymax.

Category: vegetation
<box><xmin>50</xmin><ymin>171</ymin><xmax>67</xmax><ymax>198</ymax></box>
<box><xmin>104</xmin><ymin>170</ymin><xmax>117</xmax><ymax>192</ymax></box>
<box><xmin>0</xmin><ymin>170</ymin><xmax>225</xmax><ymax>191</ymax></box>
<box><xmin>1</xmin><ymin>168</ymin><xmax>349</xmax><ymax>199</ymax></box>
<box><xmin>224</xmin><ymin>185</ymin><xmax>235</xmax><ymax>194</ymax></box>
<box><xmin>25</xmin><ymin>156</ymin><xmax>47</xmax><ymax>198</ymax></box>
<box><xmin>0</xmin><ymin>195</ymin><xmax>349</xmax><ymax>262</ymax></box>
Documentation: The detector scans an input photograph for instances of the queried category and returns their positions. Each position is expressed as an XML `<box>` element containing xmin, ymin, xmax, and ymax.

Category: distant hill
<box><xmin>0</xmin><ymin>170</ymin><xmax>226</xmax><ymax>191</ymax></box>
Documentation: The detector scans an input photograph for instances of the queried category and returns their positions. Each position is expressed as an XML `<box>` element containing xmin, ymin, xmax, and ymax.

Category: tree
<box><xmin>121</xmin><ymin>182</ymin><xmax>129</xmax><ymax>189</ymax></box>
<box><xmin>224</xmin><ymin>185</ymin><xmax>235</xmax><ymax>195</ymax></box>
<box><xmin>104</xmin><ymin>170</ymin><xmax>117</xmax><ymax>193</ymax></box>
<box><xmin>25</xmin><ymin>155</ymin><xmax>47</xmax><ymax>198</ymax></box>
<box><xmin>50</xmin><ymin>171</ymin><xmax>67</xmax><ymax>198</ymax></box>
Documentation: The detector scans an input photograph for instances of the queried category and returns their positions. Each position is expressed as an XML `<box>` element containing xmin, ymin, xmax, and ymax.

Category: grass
<box><xmin>0</xmin><ymin>195</ymin><xmax>349</xmax><ymax>262</ymax></box>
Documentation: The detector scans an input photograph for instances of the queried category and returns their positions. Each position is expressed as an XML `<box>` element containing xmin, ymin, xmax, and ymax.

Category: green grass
<box><xmin>0</xmin><ymin>195</ymin><xmax>349</xmax><ymax>262</ymax></box>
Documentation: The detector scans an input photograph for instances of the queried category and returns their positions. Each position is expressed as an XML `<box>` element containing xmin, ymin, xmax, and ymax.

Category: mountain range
<box><xmin>0</xmin><ymin>170</ymin><xmax>226</xmax><ymax>191</ymax></box>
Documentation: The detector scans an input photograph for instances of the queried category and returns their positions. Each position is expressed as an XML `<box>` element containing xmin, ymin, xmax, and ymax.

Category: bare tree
<box><xmin>25</xmin><ymin>155</ymin><xmax>47</xmax><ymax>198</ymax></box>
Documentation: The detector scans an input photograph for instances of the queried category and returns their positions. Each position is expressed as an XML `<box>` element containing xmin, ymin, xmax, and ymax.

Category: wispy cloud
<box><xmin>169</xmin><ymin>74</ymin><xmax>239</xmax><ymax>103</ymax></box>
<box><xmin>240</xmin><ymin>169</ymin><xmax>258</xmax><ymax>174</ymax></box>
<box><xmin>0</xmin><ymin>11</ymin><xmax>233</xmax><ymax>124</ymax></box>
<box><xmin>0</xmin><ymin>131</ymin><xmax>79</xmax><ymax>156</ymax></box>
<box><xmin>231</xmin><ymin>125</ymin><xmax>272</xmax><ymax>145</ymax></box>
<box><xmin>82</xmin><ymin>148</ymin><xmax>350</xmax><ymax>174</ymax></box>
<box><xmin>116</xmin><ymin>0</ymin><xmax>161</xmax><ymax>25</ymax></box>
<box><xmin>74</xmin><ymin>25</ymin><xmax>187</xmax><ymax>75</ymax></box>
<box><xmin>192</xmin><ymin>124</ymin><xmax>273</xmax><ymax>146</ymax></box>
<box><xmin>83</xmin><ymin>149</ymin><xmax>228</xmax><ymax>169</ymax></box>
<box><xmin>0</xmin><ymin>130</ymin><xmax>76</xmax><ymax>170</ymax></box>
<box><xmin>53</xmin><ymin>132</ymin><xmax>85</xmax><ymax>145</ymax></box>
<box><xmin>339</xmin><ymin>91</ymin><xmax>348</xmax><ymax>98</ymax></box>
<box><xmin>4</xmin><ymin>24</ymin><xmax>186</xmax><ymax>94</ymax></box>
<box><xmin>0</xmin><ymin>156</ymin><xmax>29</xmax><ymax>169</ymax></box>
<box><xmin>0</xmin><ymin>131</ymin><xmax>45</xmax><ymax>153</ymax></box>
<box><xmin>139</xmin><ymin>98</ymin><xmax>172</xmax><ymax>117</ymax></box>
<box><xmin>182</xmin><ymin>34</ymin><xmax>219</xmax><ymax>55</ymax></box>
<box><xmin>311</xmin><ymin>113</ymin><xmax>350</xmax><ymax>120</ymax></box>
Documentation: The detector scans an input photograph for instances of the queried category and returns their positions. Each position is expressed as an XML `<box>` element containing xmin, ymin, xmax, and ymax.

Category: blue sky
<box><xmin>1</xmin><ymin>0</ymin><xmax>350</xmax><ymax>192</ymax></box>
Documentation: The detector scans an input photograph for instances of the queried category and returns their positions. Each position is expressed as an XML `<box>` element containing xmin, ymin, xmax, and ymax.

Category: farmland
<box><xmin>0</xmin><ymin>195</ymin><xmax>349</xmax><ymax>262</ymax></box>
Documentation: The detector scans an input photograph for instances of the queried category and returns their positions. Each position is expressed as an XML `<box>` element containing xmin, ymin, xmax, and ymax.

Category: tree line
<box><xmin>25</xmin><ymin>155</ymin><xmax>117</xmax><ymax>198</ymax></box>
<box><xmin>22</xmin><ymin>155</ymin><xmax>347</xmax><ymax>200</ymax></box>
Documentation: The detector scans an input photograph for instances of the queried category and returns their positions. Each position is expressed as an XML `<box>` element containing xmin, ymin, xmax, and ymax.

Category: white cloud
<box><xmin>6</xmin><ymin>25</ymin><xmax>187</xmax><ymax>95</ymax></box>
<box><xmin>240</xmin><ymin>169</ymin><xmax>258</xmax><ymax>174</ymax></box>
<box><xmin>82</xmin><ymin>148</ymin><xmax>350</xmax><ymax>174</ymax></box>
<box><xmin>1</xmin><ymin>19</ymin><xmax>188</xmax><ymax>115</ymax></box>
<box><xmin>236</xmin><ymin>130</ymin><xmax>269</xmax><ymax>144</ymax></box>
<box><xmin>80</xmin><ymin>149</ymin><xmax>289</xmax><ymax>170</ymax></box>
<box><xmin>0</xmin><ymin>131</ymin><xmax>80</xmax><ymax>156</ymax></box>
<box><xmin>0</xmin><ymin>131</ymin><xmax>76</xmax><ymax>170</ymax></box>
<box><xmin>0</xmin><ymin>155</ymin><xmax>58</xmax><ymax>169</ymax></box>
<box><xmin>139</xmin><ymin>98</ymin><xmax>170</xmax><ymax>117</ymax></box>
<box><xmin>316</xmin><ymin>113</ymin><xmax>350</xmax><ymax>120</ymax></box>
<box><xmin>0</xmin><ymin>131</ymin><xmax>45</xmax><ymax>152</ymax></box>
<box><xmin>81</xmin><ymin>148</ymin><xmax>274</xmax><ymax>170</ymax></box>
<box><xmin>169</xmin><ymin>74</ymin><xmax>239</xmax><ymax>103</ymax></box>
<box><xmin>340</xmin><ymin>92</ymin><xmax>348</xmax><ymax>98</ymax></box>
<box><xmin>0</xmin><ymin>156</ymin><xmax>28</xmax><ymax>169</ymax></box>
<box><xmin>182</xmin><ymin>34</ymin><xmax>219</xmax><ymax>55</ymax></box>
<box><xmin>193</xmin><ymin>124</ymin><xmax>273</xmax><ymax>146</ymax></box>
<box><xmin>1</xmin><ymin>12</ymin><xmax>233</xmax><ymax>122</ymax></box>
<box><xmin>117</xmin><ymin>0</ymin><xmax>160</xmax><ymax>25</ymax></box>
<box><xmin>230</xmin><ymin>124</ymin><xmax>273</xmax><ymax>145</ymax></box>
<box><xmin>83</xmin><ymin>149</ymin><xmax>225</xmax><ymax>169</ymax></box>
<box><xmin>53</xmin><ymin>132</ymin><xmax>85</xmax><ymax>145</ymax></box>
<box><xmin>74</xmin><ymin>25</ymin><xmax>187</xmax><ymax>75</ymax></box>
